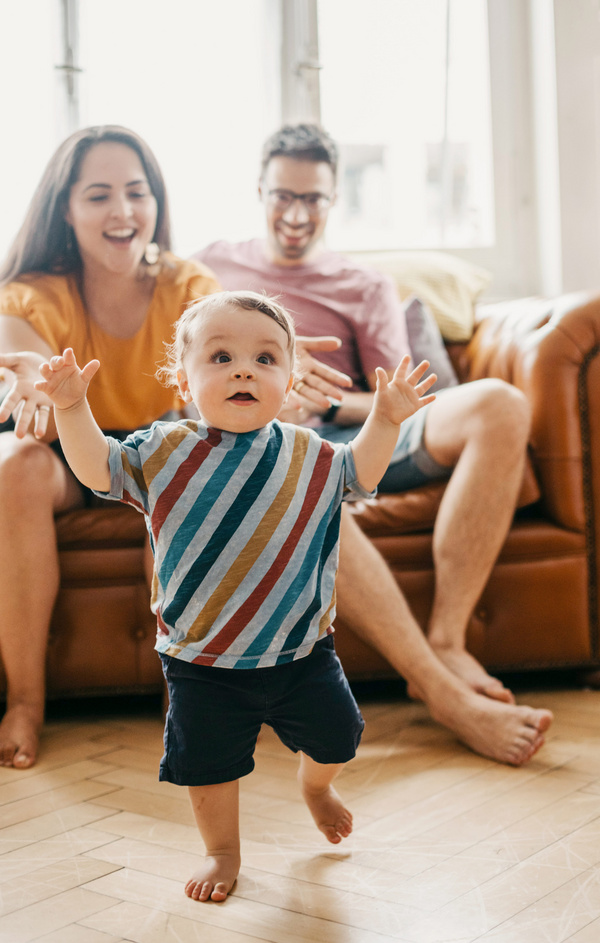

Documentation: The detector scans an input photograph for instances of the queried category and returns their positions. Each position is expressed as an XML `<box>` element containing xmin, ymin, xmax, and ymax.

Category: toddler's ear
<box><xmin>177</xmin><ymin>368</ymin><xmax>193</xmax><ymax>403</ymax></box>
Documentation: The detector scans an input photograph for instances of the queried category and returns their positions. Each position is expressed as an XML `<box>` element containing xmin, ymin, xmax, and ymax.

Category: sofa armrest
<box><xmin>466</xmin><ymin>291</ymin><xmax>600</xmax><ymax>532</ymax></box>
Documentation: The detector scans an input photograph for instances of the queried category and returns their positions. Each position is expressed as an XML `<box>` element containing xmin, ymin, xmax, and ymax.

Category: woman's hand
<box><xmin>35</xmin><ymin>348</ymin><xmax>100</xmax><ymax>415</ymax></box>
<box><xmin>288</xmin><ymin>335</ymin><xmax>352</xmax><ymax>416</ymax></box>
<box><xmin>0</xmin><ymin>350</ymin><xmax>55</xmax><ymax>439</ymax></box>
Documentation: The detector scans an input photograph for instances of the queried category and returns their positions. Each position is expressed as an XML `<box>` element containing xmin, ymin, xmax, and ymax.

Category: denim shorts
<box><xmin>158</xmin><ymin>635</ymin><xmax>365</xmax><ymax>787</ymax></box>
<box><xmin>318</xmin><ymin>400</ymin><xmax>452</xmax><ymax>493</ymax></box>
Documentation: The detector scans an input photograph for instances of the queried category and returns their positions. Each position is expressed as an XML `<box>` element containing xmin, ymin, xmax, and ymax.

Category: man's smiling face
<box><xmin>259</xmin><ymin>156</ymin><xmax>336</xmax><ymax>266</ymax></box>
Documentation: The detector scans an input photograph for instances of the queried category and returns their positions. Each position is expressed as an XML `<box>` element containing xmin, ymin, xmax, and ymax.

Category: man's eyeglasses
<box><xmin>264</xmin><ymin>189</ymin><xmax>333</xmax><ymax>216</ymax></box>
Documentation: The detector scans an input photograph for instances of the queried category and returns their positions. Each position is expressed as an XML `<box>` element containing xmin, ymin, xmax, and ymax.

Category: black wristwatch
<box><xmin>322</xmin><ymin>402</ymin><xmax>341</xmax><ymax>423</ymax></box>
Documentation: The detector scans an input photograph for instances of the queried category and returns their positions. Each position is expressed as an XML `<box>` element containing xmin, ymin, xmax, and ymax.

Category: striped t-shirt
<box><xmin>99</xmin><ymin>418</ymin><xmax>373</xmax><ymax>669</ymax></box>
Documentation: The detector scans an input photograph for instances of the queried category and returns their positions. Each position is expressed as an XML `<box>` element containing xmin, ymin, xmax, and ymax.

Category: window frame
<box><xmin>281</xmin><ymin>0</ymin><xmax>540</xmax><ymax>300</ymax></box>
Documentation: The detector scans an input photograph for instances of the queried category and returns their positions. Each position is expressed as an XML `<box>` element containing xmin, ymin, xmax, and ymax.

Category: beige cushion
<box><xmin>347</xmin><ymin>250</ymin><xmax>492</xmax><ymax>342</ymax></box>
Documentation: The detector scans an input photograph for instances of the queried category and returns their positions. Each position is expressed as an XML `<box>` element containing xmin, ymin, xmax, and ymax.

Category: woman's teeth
<box><xmin>105</xmin><ymin>229</ymin><xmax>135</xmax><ymax>239</ymax></box>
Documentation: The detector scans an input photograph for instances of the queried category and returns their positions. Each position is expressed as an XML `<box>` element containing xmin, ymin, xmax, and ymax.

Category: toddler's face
<box><xmin>177</xmin><ymin>304</ymin><xmax>294</xmax><ymax>433</ymax></box>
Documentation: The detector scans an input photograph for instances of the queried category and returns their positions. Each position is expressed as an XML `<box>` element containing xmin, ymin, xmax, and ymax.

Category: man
<box><xmin>192</xmin><ymin>123</ymin><xmax>553</xmax><ymax>765</ymax></box>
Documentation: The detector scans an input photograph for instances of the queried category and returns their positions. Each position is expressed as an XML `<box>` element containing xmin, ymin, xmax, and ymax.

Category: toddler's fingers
<box><xmin>392</xmin><ymin>355</ymin><xmax>412</xmax><ymax>381</ymax></box>
<box><xmin>375</xmin><ymin>366</ymin><xmax>389</xmax><ymax>389</ymax></box>
<box><xmin>81</xmin><ymin>359</ymin><xmax>101</xmax><ymax>383</ymax></box>
<box><xmin>415</xmin><ymin>372</ymin><xmax>438</xmax><ymax>395</ymax></box>
<box><xmin>417</xmin><ymin>392</ymin><xmax>437</xmax><ymax>408</ymax></box>
<box><xmin>405</xmin><ymin>359</ymin><xmax>431</xmax><ymax>385</ymax></box>
<box><xmin>37</xmin><ymin>361</ymin><xmax>53</xmax><ymax>380</ymax></box>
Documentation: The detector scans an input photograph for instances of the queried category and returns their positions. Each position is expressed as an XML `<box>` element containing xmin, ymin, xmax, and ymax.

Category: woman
<box><xmin>0</xmin><ymin>126</ymin><xmax>221</xmax><ymax>768</ymax></box>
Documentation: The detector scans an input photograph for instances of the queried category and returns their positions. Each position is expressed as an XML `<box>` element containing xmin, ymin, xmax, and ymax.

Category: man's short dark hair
<box><xmin>260</xmin><ymin>123</ymin><xmax>338</xmax><ymax>180</ymax></box>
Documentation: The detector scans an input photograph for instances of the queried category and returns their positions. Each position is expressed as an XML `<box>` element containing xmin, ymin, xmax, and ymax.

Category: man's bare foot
<box><xmin>185</xmin><ymin>852</ymin><xmax>240</xmax><ymax>902</ymax></box>
<box><xmin>431</xmin><ymin>688</ymin><xmax>553</xmax><ymax>766</ymax></box>
<box><xmin>300</xmin><ymin>781</ymin><xmax>353</xmax><ymax>844</ymax></box>
<box><xmin>423</xmin><ymin>644</ymin><xmax>515</xmax><ymax>704</ymax></box>
<box><xmin>0</xmin><ymin>704</ymin><xmax>42</xmax><ymax>768</ymax></box>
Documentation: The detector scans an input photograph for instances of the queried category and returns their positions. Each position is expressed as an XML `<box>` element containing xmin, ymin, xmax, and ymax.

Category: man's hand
<box><xmin>373</xmin><ymin>356</ymin><xmax>437</xmax><ymax>427</ymax></box>
<box><xmin>0</xmin><ymin>350</ymin><xmax>54</xmax><ymax>439</ymax></box>
<box><xmin>35</xmin><ymin>348</ymin><xmax>100</xmax><ymax>415</ymax></box>
<box><xmin>290</xmin><ymin>336</ymin><xmax>352</xmax><ymax>413</ymax></box>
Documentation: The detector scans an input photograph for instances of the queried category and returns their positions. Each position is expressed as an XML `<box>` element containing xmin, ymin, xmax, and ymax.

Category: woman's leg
<box><xmin>186</xmin><ymin>779</ymin><xmax>241</xmax><ymax>902</ymax></box>
<box><xmin>298</xmin><ymin>753</ymin><xmax>352</xmax><ymax>844</ymax></box>
<box><xmin>0</xmin><ymin>433</ymin><xmax>84</xmax><ymax>768</ymax></box>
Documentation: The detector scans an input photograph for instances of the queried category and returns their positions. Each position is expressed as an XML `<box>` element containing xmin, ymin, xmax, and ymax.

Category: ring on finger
<box><xmin>295</xmin><ymin>380</ymin><xmax>306</xmax><ymax>392</ymax></box>
<box><xmin>37</xmin><ymin>405</ymin><xmax>51</xmax><ymax>413</ymax></box>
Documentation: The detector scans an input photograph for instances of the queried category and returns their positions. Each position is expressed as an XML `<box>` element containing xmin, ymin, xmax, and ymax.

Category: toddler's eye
<box><xmin>212</xmin><ymin>352</ymin><xmax>231</xmax><ymax>364</ymax></box>
<box><xmin>257</xmin><ymin>354</ymin><xmax>274</xmax><ymax>365</ymax></box>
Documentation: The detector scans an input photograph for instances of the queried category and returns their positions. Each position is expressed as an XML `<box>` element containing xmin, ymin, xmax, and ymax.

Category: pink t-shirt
<box><xmin>192</xmin><ymin>239</ymin><xmax>410</xmax><ymax>392</ymax></box>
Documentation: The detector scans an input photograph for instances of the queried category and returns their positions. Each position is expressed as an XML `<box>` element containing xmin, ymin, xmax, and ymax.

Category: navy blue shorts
<box><xmin>319</xmin><ymin>399</ymin><xmax>453</xmax><ymax>493</ymax></box>
<box><xmin>159</xmin><ymin>635</ymin><xmax>365</xmax><ymax>786</ymax></box>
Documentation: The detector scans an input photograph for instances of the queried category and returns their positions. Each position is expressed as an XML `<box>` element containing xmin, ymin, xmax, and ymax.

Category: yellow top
<box><xmin>0</xmin><ymin>255</ymin><xmax>220</xmax><ymax>430</ymax></box>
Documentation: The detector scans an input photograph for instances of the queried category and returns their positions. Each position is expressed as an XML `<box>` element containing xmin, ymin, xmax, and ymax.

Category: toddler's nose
<box><xmin>233</xmin><ymin>364</ymin><xmax>255</xmax><ymax>380</ymax></box>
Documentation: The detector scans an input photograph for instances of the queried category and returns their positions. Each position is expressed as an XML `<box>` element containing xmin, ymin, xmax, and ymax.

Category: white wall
<box><xmin>552</xmin><ymin>0</ymin><xmax>600</xmax><ymax>293</ymax></box>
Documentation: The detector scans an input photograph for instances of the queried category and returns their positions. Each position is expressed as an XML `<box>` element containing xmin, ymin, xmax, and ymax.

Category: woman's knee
<box><xmin>0</xmin><ymin>434</ymin><xmax>61</xmax><ymax>502</ymax></box>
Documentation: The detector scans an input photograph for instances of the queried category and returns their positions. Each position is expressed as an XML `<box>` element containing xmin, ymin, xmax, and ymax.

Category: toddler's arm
<box><xmin>350</xmin><ymin>356</ymin><xmax>437</xmax><ymax>493</ymax></box>
<box><xmin>34</xmin><ymin>347</ymin><xmax>111</xmax><ymax>492</ymax></box>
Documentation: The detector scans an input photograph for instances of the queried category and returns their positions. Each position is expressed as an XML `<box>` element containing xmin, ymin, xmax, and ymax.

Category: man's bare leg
<box><xmin>0</xmin><ymin>434</ymin><xmax>84</xmax><ymax>768</ymax></box>
<box><xmin>186</xmin><ymin>779</ymin><xmax>241</xmax><ymax>902</ymax></box>
<box><xmin>423</xmin><ymin>380</ymin><xmax>530</xmax><ymax>701</ymax></box>
<box><xmin>336</xmin><ymin>509</ymin><xmax>553</xmax><ymax>766</ymax></box>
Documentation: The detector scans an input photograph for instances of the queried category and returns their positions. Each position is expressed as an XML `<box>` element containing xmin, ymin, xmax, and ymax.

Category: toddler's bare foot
<box><xmin>0</xmin><ymin>704</ymin><xmax>42</xmax><ymax>768</ymax></box>
<box><xmin>301</xmin><ymin>781</ymin><xmax>353</xmax><ymax>844</ymax></box>
<box><xmin>428</xmin><ymin>644</ymin><xmax>515</xmax><ymax>704</ymax></box>
<box><xmin>185</xmin><ymin>852</ymin><xmax>240</xmax><ymax>902</ymax></box>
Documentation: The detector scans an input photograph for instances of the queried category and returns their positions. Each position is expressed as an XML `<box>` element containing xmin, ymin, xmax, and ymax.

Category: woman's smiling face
<box><xmin>65</xmin><ymin>141</ymin><xmax>157</xmax><ymax>277</ymax></box>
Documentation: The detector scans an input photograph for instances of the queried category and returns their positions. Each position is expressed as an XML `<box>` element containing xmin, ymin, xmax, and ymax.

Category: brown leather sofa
<box><xmin>1</xmin><ymin>290</ymin><xmax>598</xmax><ymax>697</ymax></box>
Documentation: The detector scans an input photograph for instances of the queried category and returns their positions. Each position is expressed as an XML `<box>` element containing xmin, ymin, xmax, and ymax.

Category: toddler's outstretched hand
<box><xmin>35</xmin><ymin>348</ymin><xmax>100</xmax><ymax>411</ymax></box>
<box><xmin>373</xmin><ymin>355</ymin><xmax>437</xmax><ymax>426</ymax></box>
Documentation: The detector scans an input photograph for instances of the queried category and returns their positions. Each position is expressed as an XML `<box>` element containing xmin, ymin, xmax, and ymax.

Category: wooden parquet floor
<box><xmin>1</xmin><ymin>681</ymin><xmax>600</xmax><ymax>942</ymax></box>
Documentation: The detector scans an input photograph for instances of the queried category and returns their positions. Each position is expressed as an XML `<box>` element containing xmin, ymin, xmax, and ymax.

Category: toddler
<box><xmin>36</xmin><ymin>290</ymin><xmax>435</xmax><ymax>902</ymax></box>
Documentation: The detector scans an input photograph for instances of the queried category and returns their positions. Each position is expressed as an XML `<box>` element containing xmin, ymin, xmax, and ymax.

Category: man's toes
<box><xmin>12</xmin><ymin>750</ymin><xmax>34</xmax><ymax>769</ymax></box>
<box><xmin>525</xmin><ymin>733</ymin><xmax>546</xmax><ymax>759</ymax></box>
<box><xmin>481</xmin><ymin>681</ymin><xmax>515</xmax><ymax>705</ymax></box>
<box><xmin>535</xmin><ymin>710</ymin><xmax>553</xmax><ymax>734</ymax></box>
<box><xmin>511</xmin><ymin>732</ymin><xmax>546</xmax><ymax>766</ymax></box>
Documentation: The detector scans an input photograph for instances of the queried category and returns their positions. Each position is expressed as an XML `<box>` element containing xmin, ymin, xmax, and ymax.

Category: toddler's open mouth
<box><xmin>228</xmin><ymin>392</ymin><xmax>257</xmax><ymax>402</ymax></box>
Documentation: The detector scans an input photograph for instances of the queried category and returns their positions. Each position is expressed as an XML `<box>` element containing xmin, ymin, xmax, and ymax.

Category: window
<box><xmin>0</xmin><ymin>0</ymin><xmax>281</xmax><ymax>260</ymax></box>
<box><xmin>78</xmin><ymin>0</ymin><xmax>281</xmax><ymax>256</ymax></box>
<box><xmin>0</xmin><ymin>1</ymin><xmax>540</xmax><ymax>296</ymax></box>
<box><xmin>0</xmin><ymin>1</ymin><xmax>63</xmax><ymax>260</ymax></box>
<box><xmin>316</xmin><ymin>0</ymin><xmax>495</xmax><ymax>251</ymax></box>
